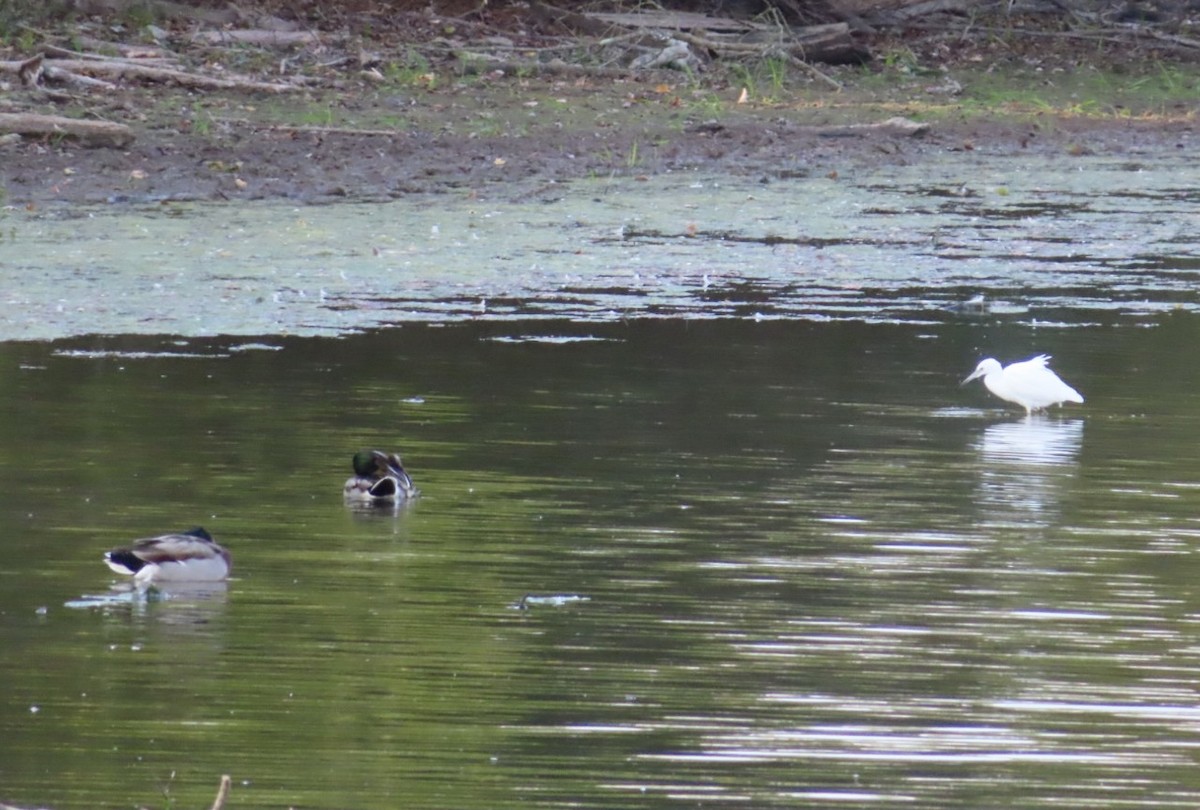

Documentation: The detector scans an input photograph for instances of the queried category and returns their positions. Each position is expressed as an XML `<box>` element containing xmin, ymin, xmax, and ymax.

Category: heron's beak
<box><xmin>961</xmin><ymin>369</ymin><xmax>982</xmax><ymax>386</ymax></box>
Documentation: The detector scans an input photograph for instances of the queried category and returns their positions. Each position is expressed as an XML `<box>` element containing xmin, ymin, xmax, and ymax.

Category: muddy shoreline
<box><xmin>4</xmin><ymin>2</ymin><xmax>1200</xmax><ymax>207</ymax></box>
<box><xmin>4</xmin><ymin>85</ymin><xmax>1196</xmax><ymax>207</ymax></box>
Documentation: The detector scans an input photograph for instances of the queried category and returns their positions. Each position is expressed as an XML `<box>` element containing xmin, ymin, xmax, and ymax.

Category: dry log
<box><xmin>0</xmin><ymin>56</ymin><xmax>300</xmax><ymax>93</ymax></box>
<box><xmin>43</xmin><ymin>64</ymin><xmax>119</xmax><ymax>91</ymax></box>
<box><xmin>16</xmin><ymin>53</ymin><xmax>118</xmax><ymax>92</ymax></box>
<box><xmin>191</xmin><ymin>29</ymin><xmax>322</xmax><ymax>47</ymax></box>
<box><xmin>0</xmin><ymin>112</ymin><xmax>134</xmax><ymax>147</ymax></box>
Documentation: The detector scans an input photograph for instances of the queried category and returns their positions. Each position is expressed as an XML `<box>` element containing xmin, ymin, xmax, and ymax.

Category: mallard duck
<box><xmin>103</xmin><ymin>527</ymin><xmax>231</xmax><ymax>585</ymax></box>
<box><xmin>344</xmin><ymin>449</ymin><xmax>419</xmax><ymax>503</ymax></box>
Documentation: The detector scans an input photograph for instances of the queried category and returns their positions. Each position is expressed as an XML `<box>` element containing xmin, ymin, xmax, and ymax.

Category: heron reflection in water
<box><xmin>973</xmin><ymin>417</ymin><xmax>1084</xmax><ymax>527</ymax></box>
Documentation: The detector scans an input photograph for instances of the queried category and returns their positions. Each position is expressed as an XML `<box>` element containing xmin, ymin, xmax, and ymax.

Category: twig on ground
<box><xmin>781</xmin><ymin>51</ymin><xmax>844</xmax><ymax>90</ymax></box>
<box><xmin>41</xmin><ymin>44</ymin><xmax>175</xmax><ymax>65</ymax></box>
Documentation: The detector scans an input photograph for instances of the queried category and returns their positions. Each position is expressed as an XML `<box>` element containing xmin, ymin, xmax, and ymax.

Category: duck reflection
<box><xmin>973</xmin><ymin>417</ymin><xmax>1084</xmax><ymax>527</ymax></box>
<box><xmin>345</xmin><ymin>497</ymin><xmax>419</xmax><ymax>520</ymax></box>
<box><xmin>67</xmin><ymin>581</ymin><xmax>229</xmax><ymax>638</ymax></box>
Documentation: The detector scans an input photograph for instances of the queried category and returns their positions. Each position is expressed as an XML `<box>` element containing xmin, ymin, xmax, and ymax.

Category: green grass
<box><xmin>295</xmin><ymin>105</ymin><xmax>337</xmax><ymax>127</ymax></box>
<box><xmin>626</xmin><ymin>140</ymin><xmax>640</xmax><ymax>169</ymax></box>
<box><xmin>959</xmin><ymin>65</ymin><xmax>1200</xmax><ymax>117</ymax></box>
<box><xmin>0</xmin><ymin>0</ymin><xmax>68</xmax><ymax>42</ymax></box>
<box><xmin>383</xmin><ymin>48</ymin><xmax>437</xmax><ymax>88</ymax></box>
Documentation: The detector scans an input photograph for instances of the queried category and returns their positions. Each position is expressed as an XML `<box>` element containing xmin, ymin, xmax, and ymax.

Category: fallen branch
<box><xmin>1147</xmin><ymin>29</ymin><xmax>1200</xmax><ymax>49</ymax></box>
<box><xmin>0</xmin><ymin>112</ymin><xmax>134</xmax><ymax>147</ymax></box>
<box><xmin>781</xmin><ymin>51</ymin><xmax>844</xmax><ymax>90</ymax></box>
<box><xmin>191</xmin><ymin>29</ymin><xmax>323</xmax><ymax>47</ymax></box>
<box><xmin>41</xmin><ymin>43</ymin><xmax>175</xmax><ymax>65</ymax></box>
<box><xmin>73</xmin><ymin>35</ymin><xmax>171</xmax><ymax>58</ymax></box>
<box><xmin>0</xmin><ymin>55</ymin><xmax>301</xmax><ymax>93</ymax></box>
<box><xmin>43</xmin><ymin>64</ymin><xmax>119</xmax><ymax>91</ymax></box>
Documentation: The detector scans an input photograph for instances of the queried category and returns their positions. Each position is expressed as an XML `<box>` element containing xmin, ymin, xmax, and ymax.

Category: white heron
<box><xmin>963</xmin><ymin>354</ymin><xmax>1084</xmax><ymax>414</ymax></box>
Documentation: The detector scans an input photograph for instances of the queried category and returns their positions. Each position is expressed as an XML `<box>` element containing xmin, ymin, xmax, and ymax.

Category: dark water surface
<box><xmin>3</xmin><ymin>150</ymin><xmax>1200</xmax><ymax>808</ymax></box>
<box><xmin>3</xmin><ymin>314</ymin><xmax>1200</xmax><ymax>809</ymax></box>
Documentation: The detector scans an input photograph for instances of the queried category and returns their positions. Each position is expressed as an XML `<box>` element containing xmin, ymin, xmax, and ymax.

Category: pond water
<box><xmin>3</xmin><ymin>152</ymin><xmax>1199</xmax><ymax>339</ymax></box>
<box><xmin>2</xmin><ymin>153</ymin><xmax>1200</xmax><ymax>810</ymax></box>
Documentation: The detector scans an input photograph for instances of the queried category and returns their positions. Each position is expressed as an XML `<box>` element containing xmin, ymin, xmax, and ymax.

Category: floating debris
<box><xmin>228</xmin><ymin>342</ymin><xmax>285</xmax><ymax>352</ymax></box>
<box><xmin>946</xmin><ymin>293</ymin><xmax>989</xmax><ymax>314</ymax></box>
<box><xmin>52</xmin><ymin>349</ymin><xmax>221</xmax><ymax>359</ymax></box>
<box><xmin>486</xmin><ymin>335</ymin><xmax>615</xmax><ymax>344</ymax></box>
<box><xmin>512</xmin><ymin>593</ymin><xmax>591</xmax><ymax>610</ymax></box>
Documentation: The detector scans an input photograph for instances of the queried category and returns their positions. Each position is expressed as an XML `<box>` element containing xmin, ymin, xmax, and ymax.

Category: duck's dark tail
<box><xmin>368</xmin><ymin>477</ymin><xmax>399</xmax><ymax>498</ymax></box>
<box><xmin>104</xmin><ymin>549</ymin><xmax>147</xmax><ymax>575</ymax></box>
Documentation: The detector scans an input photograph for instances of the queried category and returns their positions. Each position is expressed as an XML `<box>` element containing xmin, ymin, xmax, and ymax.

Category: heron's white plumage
<box><xmin>963</xmin><ymin>354</ymin><xmax>1083</xmax><ymax>414</ymax></box>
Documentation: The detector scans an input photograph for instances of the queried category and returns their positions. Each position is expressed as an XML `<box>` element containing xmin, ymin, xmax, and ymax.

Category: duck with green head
<box><xmin>103</xmin><ymin>527</ymin><xmax>231</xmax><ymax>586</ymax></box>
<box><xmin>344</xmin><ymin>449</ymin><xmax>419</xmax><ymax>503</ymax></box>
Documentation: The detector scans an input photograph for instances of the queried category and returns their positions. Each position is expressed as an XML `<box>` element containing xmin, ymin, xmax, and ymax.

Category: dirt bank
<box><xmin>2</xmin><ymin>6</ymin><xmax>1197</xmax><ymax>206</ymax></box>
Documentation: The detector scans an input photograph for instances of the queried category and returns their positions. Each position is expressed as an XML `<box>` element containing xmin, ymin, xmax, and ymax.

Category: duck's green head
<box><xmin>351</xmin><ymin>449</ymin><xmax>383</xmax><ymax>477</ymax></box>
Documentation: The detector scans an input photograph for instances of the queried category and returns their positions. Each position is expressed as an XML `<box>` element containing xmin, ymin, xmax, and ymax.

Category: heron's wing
<box><xmin>1006</xmin><ymin>361</ymin><xmax>1081</xmax><ymax>404</ymax></box>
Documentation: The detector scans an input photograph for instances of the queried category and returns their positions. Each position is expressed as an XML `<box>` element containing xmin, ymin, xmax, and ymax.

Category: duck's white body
<box><xmin>104</xmin><ymin>528</ymin><xmax>231</xmax><ymax>585</ymax></box>
<box><xmin>963</xmin><ymin>354</ymin><xmax>1084</xmax><ymax>414</ymax></box>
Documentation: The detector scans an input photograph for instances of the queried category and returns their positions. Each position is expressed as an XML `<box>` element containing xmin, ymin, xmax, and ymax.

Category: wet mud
<box><xmin>3</xmin><ymin>80</ymin><xmax>1196</xmax><ymax>207</ymax></box>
